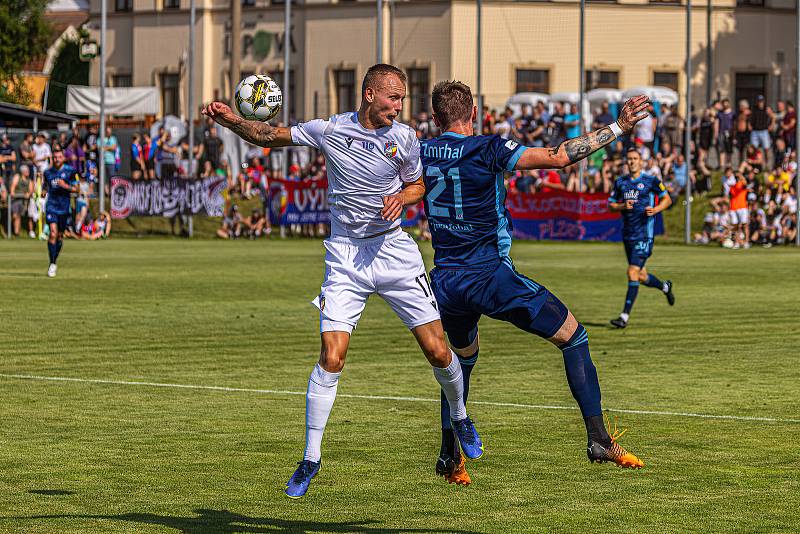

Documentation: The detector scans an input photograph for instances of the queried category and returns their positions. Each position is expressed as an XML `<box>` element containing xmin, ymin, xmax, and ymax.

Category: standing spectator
<box><xmin>9</xmin><ymin>166</ymin><xmax>34</xmax><ymax>237</ymax></box>
<box><xmin>33</xmin><ymin>133</ymin><xmax>52</xmax><ymax>174</ymax></box>
<box><xmin>19</xmin><ymin>133</ymin><xmax>35</xmax><ymax>170</ymax></box>
<box><xmin>84</xmin><ymin>125</ymin><xmax>99</xmax><ymax>163</ymax></box>
<box><xmin>142</xmin><ymin>133</ymin><xmax>155</xmax><ymax>179</ymax></box>
<box><xmin>0</xmin><ymin>134</ymin><xmax>17</xmax><ymax>183</ymax></box>
<box><xmin>773</xmin><ymin>100</ymin><xmax>786</xmax><ymax>142</ymax></box>
<box><xmin>199</xmin><ymin>126</ymin><xmax>224</xmax><ymax>170</ymax></box>
<box><xmin>734</xmin><ymin>99</ymin><xmax>751</xmax><ymax>162</ymax></box>
<box><xmin>661</xmin><ymin>105</ymin><xmax>683</xmax><ymax>152</ymax></box>
<box><xmin>63</xmin><ymin>135</ymin><xmax>85</xmax><ymax>175</ymax></box>
<box><xmin>158</xmin><ymin>131</ymin><xmax>178</xmax><ymax>180</ymax></box>
<box><xmin>100</xmin><ymin>126</ymin><xmax>118</xmax><ymax>180</ymax></box>
<box><xmin>492</xmin><ymin>111</ymin><xmax>512</xmax><ymax>139</ymax></box>
<box><xmin>728</xmin><ymin>173</ymin><xmax>750</xmax><ymax>248</ymax></box>
<box><xmin>780</xmin><ymin>101</ymin><xmax>796</xmax><ymax>150</ymax></box>
<box><xmin>593</xmin><ymin>101</ymin><xmax>615</xmax><ymax>131</ymax></box>
<box><xmin>550</xmin><ymin>102</ymin><xmax>566</xmax><ymax>146</ymax></box>
<box><xmin>130</xmin><ymin>134</ymin><xmax>145</xmax><ymax>180</ymax></box>
<box><xmin>716</xmin><ymin>98</ymin><xmax>735</xmax><ymax>170</ymax></box>
<box><xmin>748</xmin><ymin>95</ymin><xmax>773</xmax><ymax>152</ymax></box>
<box><xmin>564</xmin><ymin>103</ymin><xmax>581</xmax><ymax>140</ymax></box>
<box><xmin>696</xmin><ymin>107</ymin><xmax>715</xmax><ymax>181</ymax></box>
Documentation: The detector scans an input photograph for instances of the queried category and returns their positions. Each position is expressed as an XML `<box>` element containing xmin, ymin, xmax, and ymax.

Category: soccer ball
<box><xmin>234</xmin><ymin>74</ymin><xmax>282</xmax><ymax>121</ymax></box>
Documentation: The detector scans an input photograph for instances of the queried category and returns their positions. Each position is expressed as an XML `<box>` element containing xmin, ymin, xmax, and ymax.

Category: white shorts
<box><xmin>312</xmin><ymin>229</ymin><xmax>440</xmax><ymax>334</ymax></box>
<box><xmin>730</xmin><ymin>208</ymin><xmax>749</xmax><ymax>225</ymax></box>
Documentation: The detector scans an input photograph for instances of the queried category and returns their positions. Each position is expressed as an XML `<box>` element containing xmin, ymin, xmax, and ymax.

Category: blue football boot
<box><xmin>285</xmin><ymin>460</ymin><xmax>321</xmax><ymax>499</ymax></box>
<box><xmin>451</xmin><ymin>416</ymin><xmax>484</xmax><ymax>460</ymax></box>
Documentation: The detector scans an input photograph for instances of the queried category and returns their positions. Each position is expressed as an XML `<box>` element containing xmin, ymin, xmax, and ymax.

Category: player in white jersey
<box><xmin>202</xmin><ymin>64</ymin><xmax>483</xmax><ymax>498</ymax></box>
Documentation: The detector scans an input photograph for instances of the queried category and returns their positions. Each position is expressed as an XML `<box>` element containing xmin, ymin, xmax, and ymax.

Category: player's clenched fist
<box><xmin>381</xmin><ymin>193</ymin><xmax>404</xmax><ymax>221</ymax></box>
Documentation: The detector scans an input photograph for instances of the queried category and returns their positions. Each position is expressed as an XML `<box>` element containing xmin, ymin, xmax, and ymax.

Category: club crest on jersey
<box><xmin>636</xmin><ymin>183</ymin><xmax>645</xmax><ymax>190</ymax></box>
<box><xmin>383</xmin><ymin>141</ymin><xmax>398</xmax><ymax>159</ymax></box>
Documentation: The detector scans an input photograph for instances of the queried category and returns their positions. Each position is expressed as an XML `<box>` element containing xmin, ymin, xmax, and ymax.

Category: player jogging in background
<box><xmin>419</xmin><ymin>81</ymin><xmax>649</xmax><ymax>486</ymax></box>
<box><xmin>608</xmin><ymin>149</ymin><xmax>674</xmax><ymax>329</ymax></box>
<box><xmin>43</xmin><ymin>146</ymin><xmax>79</xmax><ymax>277</ymax></box>
<box><xmin>202</xmin><ymin>64</ymin><xmax>482</xmax><ymax>499</ymax></box>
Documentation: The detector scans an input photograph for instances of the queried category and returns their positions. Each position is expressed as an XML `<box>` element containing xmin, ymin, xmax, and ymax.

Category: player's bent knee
<box><xmin>549</xmin><ymin>311</ymin><xmax>579</xmax><ymax>347</ymax></box>
<box><xmin>560</xmin><ymin>322</ymin><xmax>589</xmax><ymax>351</ymax></box>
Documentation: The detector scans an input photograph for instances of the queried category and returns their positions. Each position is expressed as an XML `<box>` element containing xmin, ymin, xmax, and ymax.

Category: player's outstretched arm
<box><xmin>201</xmin><ymin>101</ymin><xmax>294</xmax><ymax>148</ymax></box>
<box><xmin>514</xmin><ymin>95</ymin><xmax>650</xmax><ymax>170</ymax></box>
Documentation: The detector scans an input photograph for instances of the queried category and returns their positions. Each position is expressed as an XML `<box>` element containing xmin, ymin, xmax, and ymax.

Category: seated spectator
<box><xmin>242</xmin><ymin>208</ymin><xmax>270</xmax><ymax>239</ymax></box>
<box><xmin>217</xmin><ymin>204</ymin><xmax>242</xmax><ymax>239</ymax></box>
<box><xmin>738</xmin><ymin>144</ymin><xmax>765</xmax><ymax>174</ymax></box>
<box><xmin>80</xmin><ymin>211</ymin><xmax>111</xmax><ymax>240</ymax></box>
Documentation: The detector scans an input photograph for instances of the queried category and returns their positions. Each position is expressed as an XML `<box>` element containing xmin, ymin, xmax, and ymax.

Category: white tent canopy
<box><xmin>67</xmin><ymin>86</ymin><xmax>160</xmax><ymax>115</ymax></box>
<box><xmin>621</xmin><ymin>86</ymin><xmax>679</xmax><ymax>106</ymax></box>
<box><xmin>505</xmin><ymin>92</ymin><xmax>549</xmax><ymax>118</ymax></box>
<box><xmin>586</xmin><ymin>88</ymin><xmax>622</xmax><ymax>106</ymax></box>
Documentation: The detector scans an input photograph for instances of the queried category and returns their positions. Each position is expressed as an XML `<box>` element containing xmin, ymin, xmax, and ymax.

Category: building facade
<box><xmin>87</xmin><ymin>0</ymin><xmax>798</xmax><ymax>120</ymax></box>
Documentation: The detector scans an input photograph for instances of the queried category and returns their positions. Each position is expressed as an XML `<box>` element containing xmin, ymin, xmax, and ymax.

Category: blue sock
<box><xmin>55</xmin><ymin>240</ymin><xmax>63</xmax><ymax>262</ymax></box>
<box><xmin>643</xmin><ymin>273</ymin><xmax>664</xmax><ymax>290</ymax></box>
<box><xmin>440</xmin><ymin>351</ymin><xmax>477</xmax><ymax>456</ymax></box>
<box><xmin>623</xmin><ymin>281</ymin><xmax>639</xmax><ymax>315</ymax></box>
<box><xmin>560</xmin><ymin>324</ymin><xmax>602</xmax><ymax>419</ymax></box>
<box><xmin>47</xmin><ymin>242</ymin><xmax>57</xmax><ymax>264</ymax></box>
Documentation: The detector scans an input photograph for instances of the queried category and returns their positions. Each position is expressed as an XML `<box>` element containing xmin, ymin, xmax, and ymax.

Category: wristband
<box><xmin>609</xmin><ymin>121</ymin><xmax>624</xmax><ymax>138</ymax></box>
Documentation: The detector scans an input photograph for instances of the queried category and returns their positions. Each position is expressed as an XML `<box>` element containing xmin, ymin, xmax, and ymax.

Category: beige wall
<box><xmin>86</xmin><ymin>0</ymin><xmax>797</xmax><ymax>121</ymax></box>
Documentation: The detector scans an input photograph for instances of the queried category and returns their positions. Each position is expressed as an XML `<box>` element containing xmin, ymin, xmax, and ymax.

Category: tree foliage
<box><xmin>47</xmin><ymin>39</ymin><xmax>89</xmax><ymax>113</ymax></box>
<box><xmin>0</xmin><ymin>0</ymin><xmax>53</xmax><ymax>105</ymax></box>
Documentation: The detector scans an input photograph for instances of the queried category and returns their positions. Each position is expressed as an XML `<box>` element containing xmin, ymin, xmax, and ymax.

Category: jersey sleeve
<box><xmin>399</xmin><ymin>132</ymin><xmax>422</xmax><ymax>183</ymax></box>
<box><xmin>485</xmin><ymin>135</ymin><xmax>527</xmax><ymax>173</ymax></box>
<box><xmin>290</xmin><ymin>118</ymin><xmax>330</xmax><ymax>149</ymax></box>
<box><xmin>651</xmin><ymin>176</ymin><xmax>668</xmax><ymax>199</ymax></box>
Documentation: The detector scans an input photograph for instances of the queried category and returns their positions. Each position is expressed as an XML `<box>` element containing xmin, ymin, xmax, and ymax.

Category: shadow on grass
<box><xmin>6</xmin><ymin>508</ymin><xmax>486</xmax><ymax>533</ymax></box>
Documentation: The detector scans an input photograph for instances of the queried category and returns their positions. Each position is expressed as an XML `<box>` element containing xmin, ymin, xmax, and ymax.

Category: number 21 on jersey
<box><xmin>426</xmin><ymin>166</ymin><xmax>463</xmax><ymax>220</ymax></box>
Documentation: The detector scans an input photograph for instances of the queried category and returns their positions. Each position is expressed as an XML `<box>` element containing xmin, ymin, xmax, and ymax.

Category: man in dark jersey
<box><xmin>608</xmin><ymin>149</ymin><xmax>675</xmax><ymax>329</ymax></box>
<box><xmin>43</xmin><ymin>147</ymin><xmax>79</xmax><ymax>278</ymax></box>
<box><xmin>419</xmin><ymin>81</ymin><xmax>649</xmax><ymax>485</ymax></box>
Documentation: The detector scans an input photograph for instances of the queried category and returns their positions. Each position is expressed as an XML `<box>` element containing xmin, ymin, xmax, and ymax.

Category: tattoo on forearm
<box><xmin>562</xmin><ymin>126</ymin><xmax>615</xmax><ymax>164</ymax></box>
<box><xmin>230</xmin><ymin>119</ymin><xmax>278</xmax><ymax>147</ymax></box>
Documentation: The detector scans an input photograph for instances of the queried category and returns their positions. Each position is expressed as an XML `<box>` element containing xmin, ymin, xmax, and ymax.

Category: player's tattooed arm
<box><xmin>201</xmin><ymin>101</ymin><xmax>294</xmax><ymax>147</ymax></box>
<box><xmin>514</xmin><ymin>95</ymin><xmax>650</xmax><ymax>170</ymax></box>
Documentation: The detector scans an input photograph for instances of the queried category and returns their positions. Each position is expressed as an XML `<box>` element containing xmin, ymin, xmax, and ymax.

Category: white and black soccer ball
<box><xmin>234</xmin><ymin>74</ymin><xmax>282</xmax><ymax>121</ymax></box>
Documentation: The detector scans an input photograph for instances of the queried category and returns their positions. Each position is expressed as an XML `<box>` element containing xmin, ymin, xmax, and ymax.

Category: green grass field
<box><xmin>1</xmin><ymin>238</ymin><xmax>799</xmax><ymax>533</ymax></box>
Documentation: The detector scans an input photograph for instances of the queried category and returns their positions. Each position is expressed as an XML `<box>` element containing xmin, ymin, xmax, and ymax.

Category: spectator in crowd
<box><xmin>661</xmin><ymin>104</ymin><xmax>684</xmax><ymax>151</ymax></box>
<box><xmin>242</xmin><ymin>208</ymin><xmax>269</xmax><ymax>239</ymax></box>
<box><xmin>158</xmin><ymin>131</ymin><xmax>178</xmax><ymax>180</ymax></box>
<box><xmin>0</xmin><ymin>133</ymin><xmax>17</xmax><ymax>182</ymax></box>
<box><xmin>734</xmin><ymin>99</ymin><xmax>751</xmax><ymax>161</ymax></box>
<box><xmin>63</xmin><ymin>135</ymin><xmax>86</xmax><ymax>175</ymax></box>
<box><xmin>217</xmin><ymin>204</ymin><xmax>242</xmax><ymax>239</ymax></box>
<box><xmin>142</xmin><ymin>133</ymin><xmax>156</xmax><ymax>179</ymax></box>
<box><xmin>33</xmin><ymin>132</ymin><xmax>52</xmax><ymax>174</ymax></box>
<box><xmin>749</xmin><ymin>95</ymin><xmax>774</xmax><ymax>155</ymax></box>
<box><xmin>130</xmin><ymin>134</ymin><xmax>145</xmax><ymax>180</ymax></box>
<box><xmin>73</xmin><ymin>169</ymin><xmax>94</xmax><ymax>236</ymax></box>
<box><xmin>18</xmin><ymin>133</ymin><xmax>35</xmax><ymax>171</ymax></box>
<box><xmin>564</xmin><ymin>103</ymin><xmax>581</xmax><ymax>140</ymax></box>
<box><xmin>100</xmin><ymin>126</ymin><xmax>118</xmax><ymax>179</ymax></box>
<box><xmin>9</xmin><ymin>165</ymin><xmax>34</xmax><ymax>238</ymax></box>
<box><xmin>716</xmin><ymin>98</ymin><xmax>735</xmax><ymax>169</ymax></box>
<box><xmin>84</xmin><ymin>125</ymin><xmax>99</xmax><ymax>164</ymax></box>
<box><xmin>199</xmin><ymin>126</ymin><xmax>224</xmax><ymax>170</ymax></box>
<box><xmin>634</xmin><ymin>102</ymin><xmax>657</xmax><ymax>153</ymax></box>
<box><xmin>80</xmin><ymin>211</ymin><xmax>111</xmax><ymax>240</ymax></box>
<box><xmin>780</xmin><ymin>101</ymin><xmax>796</xmax><ymax>150</ymax></box>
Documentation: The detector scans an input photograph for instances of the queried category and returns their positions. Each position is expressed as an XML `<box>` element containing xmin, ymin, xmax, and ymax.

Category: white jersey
<box><xmin>291</xmin><ymin>112</ymin><xmax>422</xmax><ymax>238</ymax></box>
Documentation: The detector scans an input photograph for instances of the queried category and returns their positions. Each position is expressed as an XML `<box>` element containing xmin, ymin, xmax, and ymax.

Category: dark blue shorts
<box><xmin>430</xmin><ymin>257</ymin><xmax>569</xmax><ymax>348</ymax></box>
<box><xmin>46</xmin><ymin>211</ymin><xmax>73</xmax><ymax>232</ymax></box>
<box><xmin>624</xmin><ymin>239</ymin><xmax>653</xmax><ymax>268</ymax></box>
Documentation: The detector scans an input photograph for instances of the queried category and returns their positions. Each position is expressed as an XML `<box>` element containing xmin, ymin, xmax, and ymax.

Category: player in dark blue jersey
<box><xmin>420</xmin><ymin>81</ymin><xmax>650</xmax><ymax>484</ymax></box>
<box><xmin>607</xmin><ymin>148</ymin><xmax>675</xmax><ymax>328</ymax></box>
<box><xmin>43</xmin><ymin>147</ymin><xmax>79</xmax><ymax>278</ymax></box>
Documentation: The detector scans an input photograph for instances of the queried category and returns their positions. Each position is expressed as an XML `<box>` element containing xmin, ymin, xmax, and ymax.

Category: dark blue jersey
<box><xmin>44</xmin><ymin>164</ymin><xmax>78</xmax><ymax>215</ymax></box>
<box><xmin>608</xmin><ymin>172</ymin><xmax>668</xmax><ymax>241</ymax></box>
<box><xmin>421</xmin><ymin>133</ymin><xmax>526</xmax><ymax>269</ymax></box>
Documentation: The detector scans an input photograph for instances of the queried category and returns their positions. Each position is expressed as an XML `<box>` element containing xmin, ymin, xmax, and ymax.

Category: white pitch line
<box><xmin>1</xmin><ymin>373</ymin><xmax>799</xmax><ymax>424</ymax></box>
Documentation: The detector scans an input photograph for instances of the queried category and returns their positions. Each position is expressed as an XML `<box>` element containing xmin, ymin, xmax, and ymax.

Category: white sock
<box><xmin>662</xmin><ymin>282</ymin><xmax>669</xmax><ymax>293</ymax></box>
<box><xmin>432</xmin><ymin>351</ymin><xmax>466</xmax><ymax>421</ymax></box>
<box><xmin>620</xmin><ymin>312</ymin><xmax>630</xmax><ymax>322</ymax></box>
<box><xmin>303</xmin><ymin>363</ymin><xmax>340</xmax><ymax>463</ymax></box>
